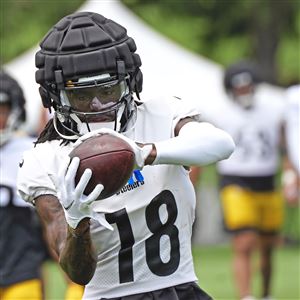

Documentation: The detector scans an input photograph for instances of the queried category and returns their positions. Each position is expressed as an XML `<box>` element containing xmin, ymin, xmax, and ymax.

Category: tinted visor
<box><xmin>65</xmin><ymin>79</ymin><xmax>126</xmax><ymax>113</ymax></box>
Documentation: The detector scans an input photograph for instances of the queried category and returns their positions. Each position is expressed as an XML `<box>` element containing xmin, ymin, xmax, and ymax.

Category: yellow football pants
<box><xmin>221</xmin><ymin>185</ymin><xmax>284</xmax><ymax>233</ymax></box>
<box><xmin>65</xmin><ymin>282</ymin><xmax>84</xmax><ymax>300</ymax></box>
<box><xmin>0</xmin><ymin>279</ymin><xmax>42</xmax><ymax>300</ymax></box>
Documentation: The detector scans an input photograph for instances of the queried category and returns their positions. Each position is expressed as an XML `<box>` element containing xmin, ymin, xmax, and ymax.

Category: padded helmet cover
<box><xmin>0</xmin><ymin>71</ymin><xmax>26</xmax><ymax>122</ymax></box>
<box><xmin>35</xmin><ymin>12</ymin><xmax>142</xmax><ymax>93</ymax></box>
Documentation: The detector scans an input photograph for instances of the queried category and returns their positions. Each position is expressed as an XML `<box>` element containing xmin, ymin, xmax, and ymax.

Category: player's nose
<box><xmin>89</xmin><ymin>97</ymin><xmax>103</xmax><ymax>112</ymax></box>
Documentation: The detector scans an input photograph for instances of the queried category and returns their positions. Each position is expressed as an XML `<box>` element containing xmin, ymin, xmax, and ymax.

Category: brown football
<box><xmin>69</xmin><ymin>133</ymin><xmax>135</xmax><ymax>199</ymax></box>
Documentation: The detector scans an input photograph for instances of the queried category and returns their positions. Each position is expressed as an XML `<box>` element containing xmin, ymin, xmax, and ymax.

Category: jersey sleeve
<box><xmin>17</xmin><ymin>145</ymin><xmax>57</xmax><ymax>204</ymax></box>
<box><xmin>170</xmin><ymin>96</ymin><xmax>201</xmax><ymax>121</ymax></box>
<box><xmin>165</xmin><ymin>96</ymin><xmax>202</xmax><ymax>136</ymax></box>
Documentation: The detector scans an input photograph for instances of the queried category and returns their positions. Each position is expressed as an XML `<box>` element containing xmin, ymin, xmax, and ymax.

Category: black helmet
<box><xmin>0</xmin><ymin>70</ymin><xmax>26</xmax><ymax>145</ymax></box>
<box><xmin>223</xmin><ymin>60</ymin><xmax>261</xmax><ymax>109</ymax></box>
<box><xmin>35</xmin><ymin>12</ymin><xmax>143</xmax><ymax>139</ymax></box>
<box><xmin>224</xmin><ymin>60</ymin><xmax>261</xmax><ymax>92</ymax></box>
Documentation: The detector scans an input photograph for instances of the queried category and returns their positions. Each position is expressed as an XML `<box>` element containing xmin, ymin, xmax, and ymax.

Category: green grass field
<box><xmin>193</xmin><ymin>245</ymin><xmax>300</xmax><ymax>300</ymax></box>
<box><xmin>44</xmin><ymin>244</ymin><xmax>299</xmax><ymax>300</ymax></box>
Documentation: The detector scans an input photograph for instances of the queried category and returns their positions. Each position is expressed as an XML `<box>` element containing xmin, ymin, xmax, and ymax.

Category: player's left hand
<box><xmin>73</xmin><ymin>128</ymin><xmax>152</xmax><ymax>169</ymax></box>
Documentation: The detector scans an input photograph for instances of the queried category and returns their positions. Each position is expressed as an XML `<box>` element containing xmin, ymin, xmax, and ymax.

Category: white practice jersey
<box><xmin>1</xmin><ymin>135</ymin><xmax>35</xmax><ymax>207</ymax></box>
<box><xmin>18</xmin><ymin>96</ymin><xmax>201</xmax><ymax>299</ymax></box>
<box><xmin>204</xmin><ymin>87</ymin><xmax>285</xmax><ymax>176</ymax></box>
<box><xmin>285</xmin><ymin>85</ymin><xmax>300</xmax><ymax>174</ymax></box>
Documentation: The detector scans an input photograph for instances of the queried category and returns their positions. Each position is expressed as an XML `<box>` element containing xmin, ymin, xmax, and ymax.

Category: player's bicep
<box><xmin>35</xmin><ymin>194</ymin><xmax>67</xmax><ymax>260</ymax></box>
<box><xmin>174</xmin><ymin>117</ymin><xmax>195</xmax><ymax>136</ymax></box>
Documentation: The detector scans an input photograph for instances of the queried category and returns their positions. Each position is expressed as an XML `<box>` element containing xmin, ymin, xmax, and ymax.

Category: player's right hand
<box><xmin>56</xmin><ymin>157</ymin><xmax>112</xmax><ymax>230</ymax></box>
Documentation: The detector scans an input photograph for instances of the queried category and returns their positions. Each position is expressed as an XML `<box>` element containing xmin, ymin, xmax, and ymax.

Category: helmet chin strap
<box><xmin>53</xmin><ymin>102</ymin><xmax>128</xmax><ymax>140</ymax></box>
<box><xmin>77</xmin><ymin>103</ymin><xmax>126</xmax><ymax>135</ymax></box>
<box><xmin>79</xmin><ymin>121</ymin><xmax>115</xmax><ymax>135</ymax></box>
<box><xmin>53</xmin><ymin>113</ymin><xmax>79</xmax><ymax>140</ymax></box>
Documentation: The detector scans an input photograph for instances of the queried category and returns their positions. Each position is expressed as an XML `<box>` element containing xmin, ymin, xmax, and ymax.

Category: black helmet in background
<box><xmin>223</xmin><ymin>60</ymin><xmax>262</xmax><ymax>109</ymax></box>
<box><xmin>0</xmin><ymin>70</ymin><xmax>26</xmax><ymax>145</ymax></box>
<box><xmin>35</xmin><ymin>12</ymin><xmax>143</xmax><ymax>139</ymax></box>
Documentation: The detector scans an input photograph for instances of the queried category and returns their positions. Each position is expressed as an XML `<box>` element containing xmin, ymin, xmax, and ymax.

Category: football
<box><xmin>69</xmin><ymin>133</ymin><xmax>135</xmax><ymax>199</ymax></box>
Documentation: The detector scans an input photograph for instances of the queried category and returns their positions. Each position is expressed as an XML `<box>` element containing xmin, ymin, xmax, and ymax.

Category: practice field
<box><xmin>193</xmin><ymin>245</ymin><xmax>299</xmax><ymax>300</ymax></box>
<box><xmin>44</xmin><ymin>244</ymin><xmax>299</xmax><ymax>300</ymax></box>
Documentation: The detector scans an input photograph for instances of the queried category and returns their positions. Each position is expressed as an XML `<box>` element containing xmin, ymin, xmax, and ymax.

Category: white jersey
<box><xmin>285</xmin><ymin>85</ymin><xmax>300</xmax><ymax>174</ymax></box>
<box><xmin>204</xmin><ymin>87</ymin><xmax>285</xmax><ymax>176</ymax></box>
<box><xmin>1</xmin><ymin>135</ymin><xmax>35</xmax><ymax>207</ymax></box>
<box><xmin>18</xmin><ymin>96</ymin><xmax>200</xmax><ymax>299</ymax></box>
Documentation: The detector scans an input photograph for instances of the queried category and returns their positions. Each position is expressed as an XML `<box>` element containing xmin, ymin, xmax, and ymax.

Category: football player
<box><xmin>0</xmin><ymin>71</ymin><xmax>47</xmax><ymax>300</ymax></box>
<box><xmin>197</xmin><ymin>61</ymin><xmax>285</xmax><ymax>300</ymax></box>
<box><xmin>17</xmin><ymin>12</ymin><xmax>235</xmax><ymax>300</ymax></box>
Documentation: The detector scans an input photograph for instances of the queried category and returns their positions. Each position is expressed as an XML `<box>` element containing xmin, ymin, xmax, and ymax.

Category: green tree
<box><xmin>123</xmin><ymin>0</ymin><xmax>299</xmax><ymax>86</ymax></box>
<box><xmin>0</xmin><ymin>0</ymin><xmax>85</xmax><ymax>64</ymax></box>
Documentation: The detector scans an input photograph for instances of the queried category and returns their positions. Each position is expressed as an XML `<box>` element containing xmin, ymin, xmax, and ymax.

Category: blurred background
<box><xmin>1</xmin><ymin>0</ymin><xmax>299</xmax><ymax>299</ymax></box>
<box><xmin>2</xmin><ymin>0</ymin><xmax>299</xmax><ymax>85</ymax></box>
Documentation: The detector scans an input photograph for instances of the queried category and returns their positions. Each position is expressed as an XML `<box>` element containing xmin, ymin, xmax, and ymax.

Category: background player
<box><xmin>192</xmin><ymin>60</ymin><xmax>286</xmax><ymax>300</ymax></box>
<box><xmin>17</xmin><ymin>12</ymin><xmax>235</xmax><ymax>300</ymax></box>
<box><xmin>0</xmin><ymin>70</ymin><xmax>84</xmax><ymax>300</ymax></box>
<box><xmin>0</xmin><ymin>70</ymin><xmax>48</xmax><ymax>300</ymax></box>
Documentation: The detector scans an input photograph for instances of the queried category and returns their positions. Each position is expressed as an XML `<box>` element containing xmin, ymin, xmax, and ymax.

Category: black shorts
<box><xmin>100</xmin><ymin>282</ymin><xmax>213</xmax><ymax>300</ymax></box>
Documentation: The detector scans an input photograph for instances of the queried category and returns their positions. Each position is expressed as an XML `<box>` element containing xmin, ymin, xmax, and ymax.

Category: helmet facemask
<box><xmin>229</xmin><ymin>72</ymin><xmax>256</xmax><ymax>109</ymax></box>
<box><xmin>53</xmin><ymin>73</ymin><xmax>137</xmax><ymax>139</ymax></box>
<box><xmin>0</xmin><ymin>70</ymin><xmax>26</xmax><ymax>146</ymax></box>
<box><xmin>224</xmin><ymin>61</ymin><xmax>261</xmax><ymax>110</ymax></box>
<box><xmin>0</xmin><ymin>92</ymin><xmax>24</xmax><ymax>146</ymax></box>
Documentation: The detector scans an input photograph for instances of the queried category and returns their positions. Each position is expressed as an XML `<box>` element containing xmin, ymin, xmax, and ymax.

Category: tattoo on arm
<box><xmin>60</xmin><ymin>219</ymin><xmax>97</xmax><ymax>285</ymax></box>
<box><xmin>35</xmin><ymin>195</ymin><xmax>67</xmax><ymax>260</ymax></box>
<box><xmin>35</xmin><ymin>195</ymin><xmax>96</xmax><ymax>284</ymax></box>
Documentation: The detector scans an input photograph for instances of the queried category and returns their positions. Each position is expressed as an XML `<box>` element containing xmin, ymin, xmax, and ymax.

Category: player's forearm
<box><xmin>59</xmin><ymin>219</ymin><xmax>97</xmax><ymax>285</ymax></box>
<box><xmin>35</xmin><ymin>195</ymin><xmax>68</xmax><ymax>260</ymax></box>
<box><xmin>35</xmin><ymin>195</ymin><xmax>97</xmax><ymax>284</ymax></box>
<box><xmin>151</xmin><ymin>122</ymin><xmax>235</xmax><ymax>166</ymax></box>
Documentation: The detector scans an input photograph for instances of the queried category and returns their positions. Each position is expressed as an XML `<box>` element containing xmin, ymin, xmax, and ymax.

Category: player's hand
<box><xmin>282</xmin><ymin>169</ymin><xmax>300</xmax><ymax>207</ymax></box>
<box><xmin>56</xmin><ymin>156</ymin><xmax>113</xmax><ymax>230</ymax></box>
<box><xmin>74</xmin><ymin>128</ymin><xmax>153</xmax><ymax>169</ymax></box>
